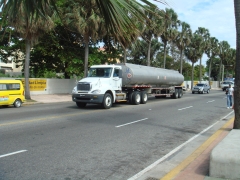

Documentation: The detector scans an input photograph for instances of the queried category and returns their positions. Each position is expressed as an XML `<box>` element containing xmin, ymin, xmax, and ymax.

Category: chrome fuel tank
<box><xmin>117</xmin><ymin>63</ymin><xmax>184</xmax><ymax>86</ymax></box>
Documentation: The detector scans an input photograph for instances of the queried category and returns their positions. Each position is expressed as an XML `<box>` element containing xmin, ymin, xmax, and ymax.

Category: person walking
<box><xmin>226</xmin><ymin>84</ymin><xmax>234</xmax><ymax>109</ymax></box>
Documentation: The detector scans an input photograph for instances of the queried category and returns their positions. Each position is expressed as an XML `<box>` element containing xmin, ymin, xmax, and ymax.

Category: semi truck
<box><xmin>72</xmin><ymin>63</ymin><xmax>184</xmax><ymax>109</ymax></box>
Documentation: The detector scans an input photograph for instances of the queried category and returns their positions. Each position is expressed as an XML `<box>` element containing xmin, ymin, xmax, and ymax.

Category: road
<box><xmin>0</xmin><ymin>90</ymin><xmax>234</xmax><ymax>180</ymax></box>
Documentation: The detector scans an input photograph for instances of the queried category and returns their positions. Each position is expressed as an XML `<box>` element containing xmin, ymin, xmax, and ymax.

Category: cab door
<box><xmin>112</xmin><ymin>68</ymin><xmax>121</xmax><ymax>90</ymax></box>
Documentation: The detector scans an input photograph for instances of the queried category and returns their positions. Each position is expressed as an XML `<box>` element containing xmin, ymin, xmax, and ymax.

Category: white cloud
<box><xmin>151</xmin><ymin>0</ymin><xmax>236</xmax><ymax>65</ymax></box>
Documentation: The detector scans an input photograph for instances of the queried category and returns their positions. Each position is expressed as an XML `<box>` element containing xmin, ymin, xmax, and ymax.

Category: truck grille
<box><xmin>77</xmin><ymin>83</ymin><xmax>91</xmax><ymax>91</ymax></box>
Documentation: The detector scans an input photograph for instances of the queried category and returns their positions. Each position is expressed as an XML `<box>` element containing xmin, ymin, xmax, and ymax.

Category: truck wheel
<box><xmin>128</xmin><ymin>92</ymin><xmax>134</xmax><ymax>104</ymax></box>
<box><xmin>132</xmin><ymin>91</ymin><xmax>141</xmax><ymax>105</ymax></box>
<box><xmin>172</xmin><ymin>89</ymin><xmax>178</xmax><ymax>99</ymax></box>
<box><xmin>140</xmin><ymin>91</ymin><xmax>148</xmax><ymax>104</ymax></box>
<box><xmin>102</xmin><ymin>93</ymin><xmax>112</xmax><ymax>109</ymax></box>
<box><xmin>178</xmin><ymin>89</ymin><xmax>183</xmax><ymax>98</ymax></box>
<box><xmin>76</xmin><ymin>102</ymin><xmax>87</xmax><ymax>108</ymax></box>
<box><xmin>14</xmin><ymin>99</ymin><xmax>22</xmax><ymax>108</ymax></box>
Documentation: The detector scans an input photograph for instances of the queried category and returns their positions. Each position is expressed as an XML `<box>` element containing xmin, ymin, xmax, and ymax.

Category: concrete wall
<box><xmin>30</xmin><ymin>79</ymin><xmax>77</xmax><ymax>95</ymax></box>
<box><xmin>0</xmin><ymin>78</ymin><xmax>77</xmax><ymax>95</ymax></box>
<box><xmin>1</xmin><ymin>78</ymin><xmax>221</xmax><ymax>95</ymax></box>
<box><xmin>183</xmin><ymin>81</ymin><xmax>219</xmax><ymax>90</ymax></box>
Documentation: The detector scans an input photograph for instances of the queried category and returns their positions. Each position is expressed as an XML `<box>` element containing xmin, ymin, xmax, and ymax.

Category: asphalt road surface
<box><xmin>0</xmin><ymin>90</ymin><xmax>234</xmax><ymax>180</ymax></box>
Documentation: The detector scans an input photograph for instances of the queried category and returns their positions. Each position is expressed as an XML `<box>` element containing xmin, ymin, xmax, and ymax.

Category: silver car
<box><xmin>192</xmin><ymin>83</ymin><xmax>210</xmax><ymax>94</ymax></box>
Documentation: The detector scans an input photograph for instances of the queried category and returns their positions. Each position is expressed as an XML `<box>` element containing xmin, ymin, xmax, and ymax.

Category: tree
<box><xmin>0</xmin><ymin>0</ymin><xmax>168</xmax><ymax>36</ymax></box>
<box><xmin>175</xmin><ymin>21</ymin><xmax>192</xmax><ymax>74</ymax></box>
<box><xmin>160</xmin><ymin>8</ymin><xmax>179</xmax><ymax>69</ymax></box>
<box><xmin>61</xmin><ymin>0</ymin><xmax>106</xmax><ymax>77</ymax></box>
<box><xmin>140</xmin><ymin>5</ymin><xmax>164</xmax><ymax>66</ymax></box>
<box><xmin>205</xmin><ymin>37</ymin><xmax>219</xmax><ymax>85</ymax></box>
<box><xmin>234</xmin><ymin>0</ymin><xmax>240</xmax><ymax>129</ymax></box>
<box><xmin>195</xmin><ymin>27</ymin><xmax>210</xmax><ymax>81</ymax></box>
<box><xmin>218</xmin><ymin>41</ymin><xmax>230</xmax><ymax>83</ymax></box>
<box><xmin>184</xmin><ymin>33</ymin><xmax>203</xmax><ymax>88</ymax></box>
<box><xmin>1</xmin><ymin>2</ymin><xmax>55</xmax><ymax>99</ymax></box>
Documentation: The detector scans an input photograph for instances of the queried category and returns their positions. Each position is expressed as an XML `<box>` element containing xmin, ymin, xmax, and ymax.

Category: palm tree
<box><xmin>175</xmin><ymin>21</ymin><xmax>192</xmax><ymax>74</ymax></box>
<box><xmin>205</xmin><ymin>37</ymin><xmax>219</xmax><ymax>86</ymax></box>
<box><xmin>2</xmin><ymin>1</ymin><xmax>55</xmax><ymax>99</ymax></box>
<box><xmin>0</xmin><ymin>0</ymin><xmax>168</xmax><ymax>43</ymax></box>
<box><xmin>218</xmin><ymin>41</ymin><xmax>230</xmax><ymax>83</ymax></box>
<box><xmin>184</xmin><ymin>33</ymin><xmax>203</xmax><ymax>89</ymax></box>
<box><xmin>195</xmin><ymin>27</ymin><xmax>210</xmax><ymax>81</ymax></box>
<box><xmin>140</xmin><ymin>5</ymin><xmax>164</xmax><ymax>66</ymax></box>
<box><xmin>160</xmin><ymin>8</ymin><xmax>180</xmax><ymax>69</ymax></box>
<box><xmin>62</xmin><ymin>0</ymin><xmax>106</xmax><ymax>77</ymax></box>
<box><xmin>234</xmin><ymin>0</ymin><xmax>240</xmax><ymax>129</ymax></box>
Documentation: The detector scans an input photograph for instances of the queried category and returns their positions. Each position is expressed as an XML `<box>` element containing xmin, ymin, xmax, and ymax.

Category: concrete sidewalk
<box><xmin>24</xmin><ymin>94</ymin><xmax>236</xmax><ymax>180</ymax></box>
<box><xmin>26</xmin><ymin>94</ymin><xmax>72</xmax><ymax>104</ymax></box>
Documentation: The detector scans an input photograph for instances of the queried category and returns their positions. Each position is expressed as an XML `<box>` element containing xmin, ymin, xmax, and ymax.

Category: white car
<box><xmin>220</xmin><ymin>81</ymin><xmax>234</xmax><ymax>91</ymax></box>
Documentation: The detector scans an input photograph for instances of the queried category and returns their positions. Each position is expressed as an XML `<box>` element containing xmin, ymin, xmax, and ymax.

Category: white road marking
<box><xmin>115</xmin><ymin>118</ymin><xmax>148</xmax><ymax>128</ymax></box>
<box><xmin>178</xmin><ymin>106</ymin><xmax>193</xmax><ymax>111</ymax></box>
<box><xmin>128</xmin><ymin>111</ymin><xmax>234</xmax><ymax>180</ymax></box>
<box><xmin>0</xmin><ymin>150</ymin><xmax>27</xmax><ymax>158</ymax></box>
<box><xmin>207</xmin><ymin>100</ymin><xmax>215</xmax><ymax>103</ymax></box>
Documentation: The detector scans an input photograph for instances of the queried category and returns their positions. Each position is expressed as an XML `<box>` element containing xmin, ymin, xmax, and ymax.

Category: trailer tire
<box><xmin>178</xmin><ymin>89</ymin><xmax>183</xmax><ymax>98</ymax></box>
<box><xmin>132</xmin><ymin>91</ymin><xmax>141</xmax><ymax>105</ymax></box>
<box><xmin>76</xmin><ymin>102</ymin><xmax>87</xmax><ymax>108</ymax></box>
<box><xmin>102</xmin><ymin>93</ymin><xmax>112</xmax><ymax>109</ymax></box>
<box><xmin>140</xmin><ymin>91</ymin><xmax>148</xmax><ymax>104</ymax></box>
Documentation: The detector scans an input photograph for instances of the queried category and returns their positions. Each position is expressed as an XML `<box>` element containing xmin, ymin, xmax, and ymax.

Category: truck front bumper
<box><xmin>72</xmin><ymin>94</ymin><xmax>104</xmax><ymax>104</ymax></box>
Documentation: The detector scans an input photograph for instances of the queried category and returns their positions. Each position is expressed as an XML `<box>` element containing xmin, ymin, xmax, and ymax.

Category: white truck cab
<box><xmin>72</xmin><ymin>65</ymin><xmax>122</xmax><ymax>108</ymax></box>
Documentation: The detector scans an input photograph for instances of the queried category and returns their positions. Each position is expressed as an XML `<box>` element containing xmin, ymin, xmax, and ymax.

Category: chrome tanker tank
<box><xmin>117</xmin><ymin>63</ymin><xmax>184</xmax><ymax>86</ymax></box>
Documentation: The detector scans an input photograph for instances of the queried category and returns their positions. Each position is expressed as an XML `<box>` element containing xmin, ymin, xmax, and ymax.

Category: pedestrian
<box><xmin>226</xmin><ymin>84</ymin><xmax>234</xmax><ymax>109</ymax></box>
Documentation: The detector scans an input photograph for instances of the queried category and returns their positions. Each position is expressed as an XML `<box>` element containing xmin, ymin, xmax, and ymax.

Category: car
<box><xmin>192</xmin><ymin>83</ymin><xmax>210</xmax><ymax>94</ymax></box>
<box><xmin>0</xmin><ymin>79</ymin><xmax>26</xmax><ymax>107</ymax></box>
<box><xmin>220</xmin><ymin>81</ymin><xmax>234</xmax><ymax>91</ymax></box>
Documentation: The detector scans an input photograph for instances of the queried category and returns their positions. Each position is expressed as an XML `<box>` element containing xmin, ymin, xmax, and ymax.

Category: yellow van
<box><xmin>0</xmin><ymin>79</ymin><xmax>26</xmax><ymax>107</ymax></box>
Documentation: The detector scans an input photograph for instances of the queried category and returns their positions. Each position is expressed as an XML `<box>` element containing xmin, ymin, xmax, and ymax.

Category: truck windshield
<box><xmin>88</xmin><ymin>68</ymin><xmax>113</xmax><ymax>78</ymax></box>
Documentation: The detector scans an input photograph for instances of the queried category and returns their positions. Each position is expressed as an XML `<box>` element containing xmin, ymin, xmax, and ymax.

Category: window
<box><xmin>113</xmin><ymin>68</ymin><xmax>120</xmax><ymax>77</ymax></box>
<box><xmin>0</xmin><ymin>83</ymin><xmax>20</xmax><ymax>90</ymax></box>
<box><xmin>88</xmin><ymin>68</ymin><xmax>112</xmax><ymax>78</ymax></box>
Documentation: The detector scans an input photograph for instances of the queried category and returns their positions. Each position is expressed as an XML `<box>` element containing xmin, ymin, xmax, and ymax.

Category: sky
<box><xmin>150</xmin><ymin>0</ymin><xmax>236</xmax><ymax>66</ymax></box>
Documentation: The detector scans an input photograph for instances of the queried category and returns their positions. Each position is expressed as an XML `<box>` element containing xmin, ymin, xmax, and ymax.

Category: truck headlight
<box><xmin>91</xmin><ymin>89</ymin><xmax>101</xmax><ymax>94</ymax></box>
<box><xmin>72</xmin><ymin>86</ymin><xmax>77</xmax><ymax>94</ymax></box>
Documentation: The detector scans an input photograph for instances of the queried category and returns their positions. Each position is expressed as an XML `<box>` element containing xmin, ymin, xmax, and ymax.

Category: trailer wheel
<box><xmin>102</xmin><ymin>93</ymin><xmax>112</xmax><ymax>109</ymax></box>
<box><xmin>76</xmin><ymin>102</ymin><xmax>87</xmax><ymax>108</ymax></box>
<box><xmin>178</xmin><ymin>89</ymin><xmax>183</xmax><ymax>98</ymax></box>
<box><xmin>132</xmin><ymin>91</ymin><xmax>141</xmax><ymax>105</ymax></box>
<box><xmin>140</xmin><ymin>91</ymin><xmax>148</xmax><ymax>104</ymax></box>
<box><xmin>14</xmin><ymin>99</ymin><xmax>22</xmax><ymax>108</ymax></box>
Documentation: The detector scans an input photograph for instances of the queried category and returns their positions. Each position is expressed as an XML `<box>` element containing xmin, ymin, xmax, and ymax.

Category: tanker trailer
<box><xmin>72</xmin><ymin>63</ymin><xmax>184</xmax><ymax>109</ymax></box>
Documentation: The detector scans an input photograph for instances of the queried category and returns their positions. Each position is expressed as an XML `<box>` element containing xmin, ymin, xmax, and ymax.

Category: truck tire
<box><xmin>132</xmin><ymin>91</ymin><xmax>141</xmax><ymax>105</ymax></box>
<box><xmin>102</xmin><ymin>93</ymin><xmax>112</xmax><ymax>109</ymax></box>
<box><xmin>178</xmin><ymin>89</ymin><xmax>183</xmax><ymax>98</ymax></box>
<box><xmin>172</xmin><ymin>89</ymin><xmax>179</xmax><ymax>99</ymax></box>
<box><xmin>76</xmin><ymin>102</ymin><xmax>87</xmax><ymax>108</ymax></box>
<box><xmin>140</xmin><ymin>91</ymin><xmax>148</xmax><ymax>104</ymax></box>
<box><xmin>128</xmin><ymin>92</ymin><xmax>134</xmax><ymax>104</ymax></box>
<box><xmin>14</xmin><ymin>99</ymin><xmax>22</xmax><ymax>108</ymax></box>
